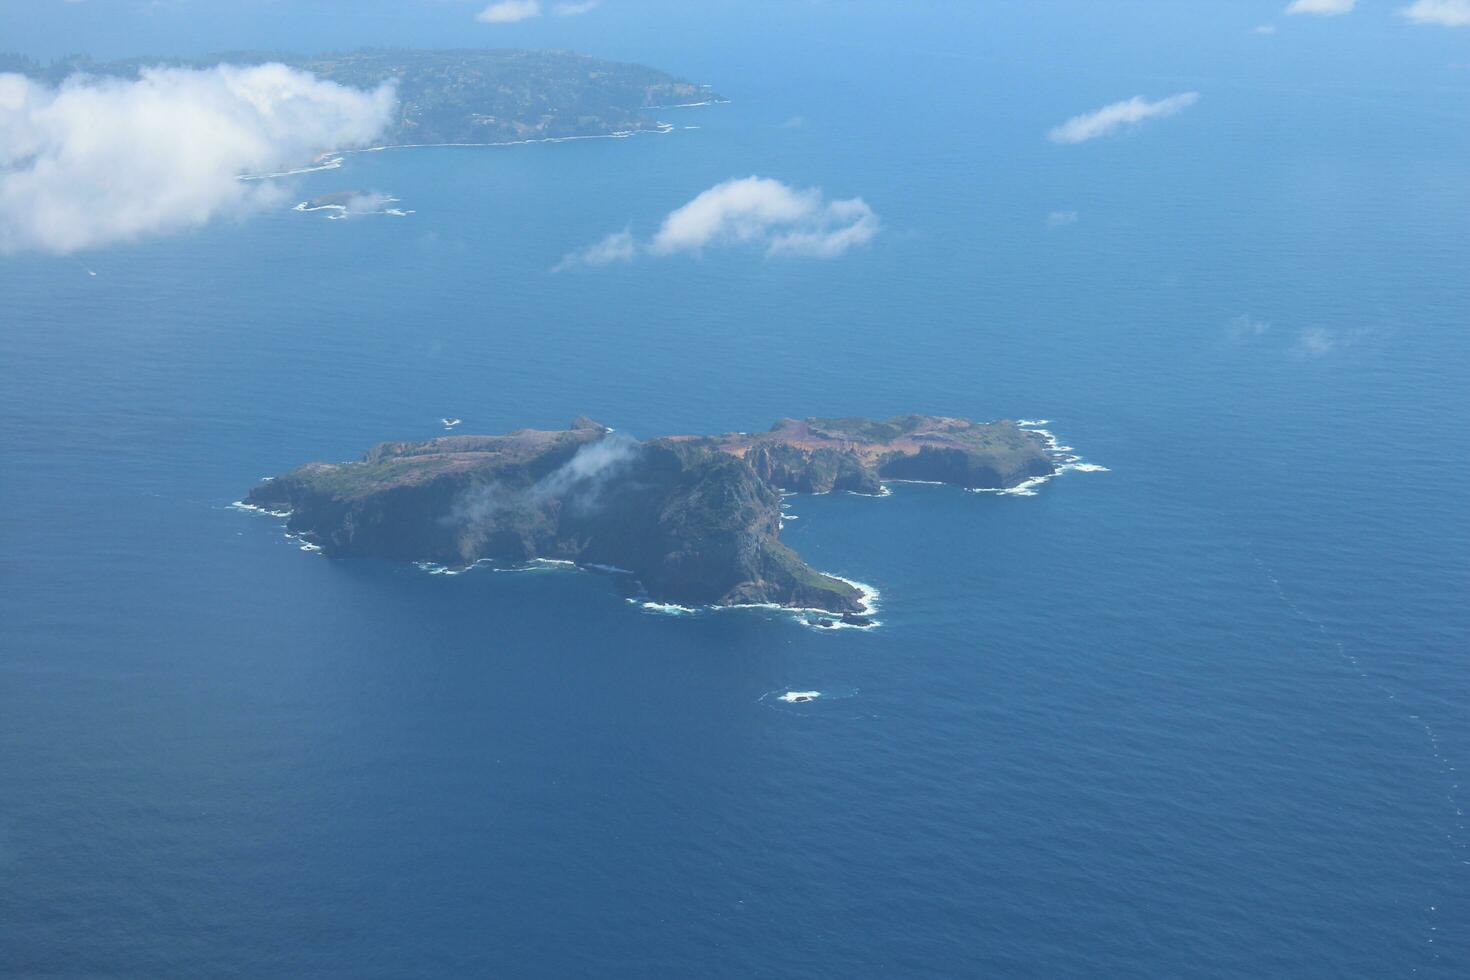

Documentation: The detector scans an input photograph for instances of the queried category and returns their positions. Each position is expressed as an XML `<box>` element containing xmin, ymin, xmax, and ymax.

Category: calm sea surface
<box><xmin>2</xmin><ymin>10</ymin><xmax>1468</xmax><ymax>976</ymax></box>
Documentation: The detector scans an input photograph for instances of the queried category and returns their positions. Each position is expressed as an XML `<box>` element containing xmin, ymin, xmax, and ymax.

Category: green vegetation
<box><xmin>279</xmin><ymin>457</ymin><xmax>470</xmax><ymax>499</ymax></box>
<box><xmin>805</xmin><ymin>417</ymin><xmax>911</xmax><ymax>443</ymax></box>
<box><xmin>301</xmin><ymin>49</ymin><xmax>713</xmax><ymax>144</ymax></box>
<box><xmin>765</xmin><ymin>542</ymin><xmax>863</xmax><ymax>606</ymax></box>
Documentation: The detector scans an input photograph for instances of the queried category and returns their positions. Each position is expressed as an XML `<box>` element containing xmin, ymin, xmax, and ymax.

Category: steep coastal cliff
<box><xmin>244</xmin><ymin>415</ymin><xmax>1058</xmax><ymax>613</ymax></box>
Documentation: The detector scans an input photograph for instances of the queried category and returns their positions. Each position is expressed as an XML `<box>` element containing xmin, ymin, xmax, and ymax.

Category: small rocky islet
<box><xmin>243</xmin><ymin>415</ymin><xmax>1063</xmax><ymax>616</ymax></box>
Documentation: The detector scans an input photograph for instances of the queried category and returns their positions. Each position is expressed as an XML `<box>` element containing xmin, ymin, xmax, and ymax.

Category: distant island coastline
<box><xmin>240</xmin><ymin>416</ymin><xmax>1098</xmax><ymax>624</ymax></box>
<box><xmin>3</xmin><ymin>48</ymin><xmax>722</xmax><ymax>146</ymax></box>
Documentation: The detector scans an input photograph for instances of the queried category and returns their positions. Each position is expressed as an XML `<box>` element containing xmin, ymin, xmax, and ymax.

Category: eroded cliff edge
<box><xmin>244</xmin><ymin>415</ymin><xmax>1057</xmax><ymax>613</ymax></box>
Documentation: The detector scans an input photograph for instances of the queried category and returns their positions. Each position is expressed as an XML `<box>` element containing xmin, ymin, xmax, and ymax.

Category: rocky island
<box><xmin>242</xmin><ymin>416</ymin><xmax>1062</xmax><ymax>617</ymax></box>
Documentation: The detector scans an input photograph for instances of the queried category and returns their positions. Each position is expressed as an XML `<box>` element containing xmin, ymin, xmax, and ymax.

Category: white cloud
<box><xmin>555</xmin><ymin>176</ymin><xmax>877</xmax><ymax>269</ymax></box>
<box><xmin>1230</xmin><ymin>318</ymin><xmax>1370</xmax><ymax>356</ymax></box>
<box><xmin>1254</xmin><ymin>24</ymin><xmax>1279</xmax><ymax>34</ymax></box>
<box><xmin>1047</xmin><ymin>92</ymin><xmax>1199</xmax><ymax>144</ymax></box>
<box><xmin>1285</xmin><ymin>0</ymin><xmax>1356</xmax><ymax>15</ymax></box>
<box><xmin>328</xmin><ymin>191</ymin><xmax>402</xmax><ymax>218</ymax></box>
<box><xmin>764</xmin><ymin>196</ymin><xmax>879</xmax><ymax>258</ymax></box>
<box><xmin>0</xmin><ymin>64</ymin><xmax>394</xmax><ymax>255</ymax></box>
<box><xmin>1046</xmin><ymin>210</ymin><xmax>1079</xmax><ymax>227</ymax></box>
<box><xmin>650</xmin><ymin>177</ymin><xmax>877</xmax><ymax>258</ymax></box>
<box><xmin>477</xmin><ymin>0</ymin><xmax>540</xmax><ymax>23</ymax></box>
<box><xmin>553</xmin><ymin>0</ymin><xmax>601</xmax><ymax>15</ymax></box>
<box><xmin>553</xmin><ymin>229</ymin><xmax>635</xmax><ymax>270</ymax></box>
<box><xmin>1399</xmin><ymin>0</ymin><xmax>1470</xmax><ymax>25</ymax></box>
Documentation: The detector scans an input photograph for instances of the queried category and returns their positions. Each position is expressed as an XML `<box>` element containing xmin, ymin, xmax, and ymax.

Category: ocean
<box><xmin>2</xmin><ymin>5</ymin><xmax>1468</xmax><ymax>976</ymax></box>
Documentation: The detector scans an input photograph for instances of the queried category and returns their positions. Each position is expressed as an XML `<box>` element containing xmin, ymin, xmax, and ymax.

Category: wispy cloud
<box><xmin>1227</xmin><ymin>314</ymin><xmax>1271</xmax><ymax>341</ymax></box>
<box><xmin>1046</xmin><ymin>210</ymin><xmax>1079</xmax><ymax>227</ymax></box>
<box><xmin>1047</xmin><ymin>92</ymin><xmax>1199</xmax><ymax>144</ymax></box>
<box><xmin>1291</xmin><ymin>326</ymin><xmax>1342</xmax><ymax>356</ymax></box>
<box><xmin>448</xmin><ymin>431</ymin><xmax>640</xmax><ymax>526</ymax></box>
<box><xmin>332</xmin><ymin>191</ymin><xmax>403</xmax><ymax>218</ymax></box>
<box><xmin>651</xmin><ymin>177</ymin><xmax>878</xmax><ymax>258</ymax></box>
<box><xmin>553</xmin><ymin>229</ymin><xmax>635</xmax><ymax>271</ymax></box>
<box><xmin>1285</xmin><ymin>0</ymin><xmax>1356</xmax><ymax>15</ymax></box>
<box><xmin>553</xmin><ymin>0</ymin><xmax>601</xmax><ymax>14</ymax></box>
<box><xmin>1229</xmin><ymin>316</ymin><xmax>1369</xmax><ymax>357</ymax></box>
<box><xmin>0</xmin><ymin>64</ymin><xmax>393</xmax><ymax>254</ymax></box>
<box><xmin>477</xmin><ymin>0</ymin><xmax>540</xmax><ymax>23</ymax></box>
<box><xmin>556</xmin><ymin>176</ymin><xmax>878</xmax><ymax>269</ymax></box>
<box><xmin>1399</xmin><ymin>0</ymin><xmax>1470</xmax><ymax>25</ymax></box>
<box><xmin>1253</xmin><ymin>23</ymin><xmax>1279</xmax><ymax>34</ymax></box>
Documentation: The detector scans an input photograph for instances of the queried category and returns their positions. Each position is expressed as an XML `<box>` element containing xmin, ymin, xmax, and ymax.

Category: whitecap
<box><xmin>825</xmin><ymin>573</ymin><xmax>880</xmax><ymax>614</ymax></box>
<box><xmin>229</xmin><ymin>500</ymin><xmax>291</xmax><ymax>518</ymax></box>
<box><xmin>414</xmin><ymin>561</ymin><xmax>460</xmax><ymax>576</ymax></box>
<box><xmin>643</xmin><ymin>98</ymin><xmax>730</xmax><ymax>109</ymax></box>
<box><xmin>799</xmin><ymin>614</ymin><xmax>882</xmax><ymax>632</ymax></box>
<box><xmin>633</xmin><ymin>599</ymin><xmax>699</xmax><ymax>616</ymax></box>
<box><xmin>242</xmin><ymin>156</ymin><xmax>344</xmax><ymax>181</ymax></box>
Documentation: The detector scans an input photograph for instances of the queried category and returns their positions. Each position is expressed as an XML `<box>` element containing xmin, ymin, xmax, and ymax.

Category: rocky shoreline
<box><xmin>242</xmin><ymin>415</ymin><xmax>1065</xmax><ymax>615</ymax></box>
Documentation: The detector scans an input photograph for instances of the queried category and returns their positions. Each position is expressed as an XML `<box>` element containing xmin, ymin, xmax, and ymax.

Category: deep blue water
<box><xmin>3</xmin><ymin>6</ymin><xmax>1469</xmax><ymax>977</ymax></box>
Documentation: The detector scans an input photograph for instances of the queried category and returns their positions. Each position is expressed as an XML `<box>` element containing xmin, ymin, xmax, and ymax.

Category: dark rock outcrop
<box><xmin>744</xmin><ymin>444</ymin><xmax>883</xmax><ymax>495</ymax></box>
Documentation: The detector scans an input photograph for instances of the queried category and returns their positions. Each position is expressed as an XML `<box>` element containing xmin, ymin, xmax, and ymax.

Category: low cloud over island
<box><xmin>556</xmin><ymin>176</ymin><xmax>879</xmax><ymax>270</ymax></box>
<box><xmin>0</xmin><ymin>64</ymin><xmax>394</xmax><ymax>254</ymax></box>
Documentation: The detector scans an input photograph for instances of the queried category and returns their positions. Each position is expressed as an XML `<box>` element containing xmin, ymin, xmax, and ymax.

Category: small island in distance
<box><xmin>242</xmin><ymin>416</ymin><xmax>1083</xmax><ymax>622</ymax></box>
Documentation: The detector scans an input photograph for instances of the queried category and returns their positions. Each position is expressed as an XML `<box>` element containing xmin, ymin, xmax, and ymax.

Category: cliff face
<box><xmin>245</xmin><ymin>415</ymin><xmax>1056</xmax><ymax>612</ymax></box>
<box><xmin>744</xmin><ymin>443</ymin><xmax>883</xmax><ymax>495</ymax></box>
